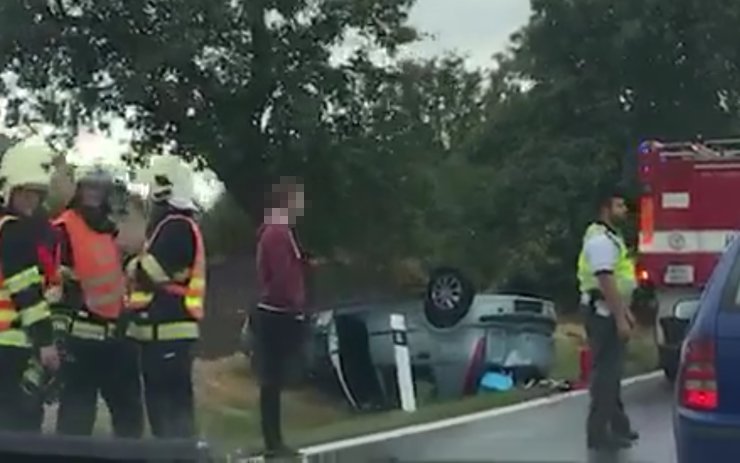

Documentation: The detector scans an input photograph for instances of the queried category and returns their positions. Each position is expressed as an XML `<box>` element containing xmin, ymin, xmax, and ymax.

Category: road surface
<box><xmin>305</xmin><ymin>374</ymin><xmax>675</xmax><ymax>462</ymax></box>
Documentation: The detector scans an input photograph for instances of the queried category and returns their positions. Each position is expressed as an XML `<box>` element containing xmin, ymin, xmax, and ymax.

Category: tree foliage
<box><xmin>5</xmin><ymin>0</ymin><xmax>740</xmax><ymax>305</ymax></box>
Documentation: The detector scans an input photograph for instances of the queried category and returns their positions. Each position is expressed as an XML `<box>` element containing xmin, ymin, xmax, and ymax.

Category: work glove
<box><xmin>21</xmin><ymin>356</ymin><xmax>60</xmax><ymax>407</ymax></box>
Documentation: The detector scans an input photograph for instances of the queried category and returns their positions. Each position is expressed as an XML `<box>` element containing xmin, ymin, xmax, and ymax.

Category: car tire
<box><xmin>424</xmin><ymin>267</ymin><xmax>475</xmax><ymax>329</ymax></box>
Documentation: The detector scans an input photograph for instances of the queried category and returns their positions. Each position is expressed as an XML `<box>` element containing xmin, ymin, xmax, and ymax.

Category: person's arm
<box><xmin>0</xmin><ymin>221</ymin><xmax>53</xmax><ymax>348</ymax></box>
<box><xmin>54</xmin><ymin>224</ymin><xmax>75</xmax><ymax>284</ymax></box>
<box><xmin>50</xmin><ymin>223</ymin><xmax>78</xmax><ymax>330</ymax></box>
<box><xmin>128</xmin><ymin>219</ymin><xmax>195</xmax><ymax>287</ymax></box>
<box><xmin>258</xmin><ymin>227</ymin><xmax>299</xmax><ymax>309</ymax></box>
<box><xmin>584</xmin><ymin>234</ymin><xmax>626</xmax><ymax>320</ymax></box>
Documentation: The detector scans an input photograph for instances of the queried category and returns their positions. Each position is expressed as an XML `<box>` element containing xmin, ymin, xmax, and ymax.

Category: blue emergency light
<box><xmin>638</xmin><ymin>141</ymin><xmax>652</xmax><ymax>154</ymax></box>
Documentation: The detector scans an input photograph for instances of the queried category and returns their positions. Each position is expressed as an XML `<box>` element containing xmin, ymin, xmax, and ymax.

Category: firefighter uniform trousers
<box><xmin>140</xmin><ymin>338</ymin><xmax>196</xmax><ymax>438</ymax></box>
<box><xmin>53</xmin><ymin>209</ymin><xmax>144</xmax><ymax>437</ymax></box>
<box><xmin>0</xmin><ymin>347</ymin><xmax>43</xmax><ymax>432</ymax></box>
<box><xmin>56</xmin><ymin>323</ymin><xmax>144</xmax><ymax>437</ymax></box>
<box><xmin>127</xmin><ymin>213</ymin><xmax>206</xmax><ymax>438</ymax></box>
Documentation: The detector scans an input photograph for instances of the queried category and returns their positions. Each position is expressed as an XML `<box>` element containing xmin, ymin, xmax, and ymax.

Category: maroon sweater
<box><xmin>256</xmin><ymin>223</ymin><xmax>306</xmax><ymax>312</ymax></box>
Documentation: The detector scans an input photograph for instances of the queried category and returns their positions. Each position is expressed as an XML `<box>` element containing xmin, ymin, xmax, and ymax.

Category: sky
<box><xmin>3</xmin><ymin>0</ymin><xmax>532</xmax><ymax>206</ymax></box>
<box><xmin>404</xmin><ymin>0</ymin><xmax>530</xmax><ymax>68</ymax></box>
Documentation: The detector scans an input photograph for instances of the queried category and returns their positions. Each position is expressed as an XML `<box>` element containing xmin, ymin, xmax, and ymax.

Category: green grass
<box><xmin>49</xmin><ymin>319</ymin><xmax>656</xmax><ymax>453</ymax></box>
<box><xmin>195</xmin><ymin>322</ymin><xmax>658</xmax><ymax>453</ymax></box>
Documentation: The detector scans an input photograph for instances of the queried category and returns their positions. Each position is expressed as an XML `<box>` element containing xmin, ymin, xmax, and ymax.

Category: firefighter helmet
<box><xmin>0</xmin><ymin>137</ymin><xmax>56</xmax><ymax>200</ymax></box>
<box><xmin>75</xmin><ymin>164</ymin><xmax>115</xmax><ymax>187</ymax></box>
<box><xmin>138</xmin><ymin>154</ymin><xmax>197</xmax><ymax>211</ymax></box>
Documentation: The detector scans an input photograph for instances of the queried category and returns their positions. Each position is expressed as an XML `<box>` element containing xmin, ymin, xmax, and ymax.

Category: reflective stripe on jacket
<box><xmin>53</xmin><ymin>210</ymin><xmax>126</xmax><ymax>320</ymax></box>
<box><xmin>0</xmin><ymin>215</ymin><xmax>51</xmax><ymax>347</ymax></box>
<box><xmin>126</xmin><ymin>214</ymin><xmax>206</xmax><ymax>342</ymax></box>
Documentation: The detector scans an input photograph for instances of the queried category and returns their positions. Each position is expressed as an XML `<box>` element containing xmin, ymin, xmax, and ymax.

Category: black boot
<box><xmin>587</xmin><ymin>434</ymin><xmax>633</xmax><ymax>451</ymax></box>
<box><xmin>615</xmin><ymin>429</ymin><xmax>639</xmax><ymax>441</ymax></box>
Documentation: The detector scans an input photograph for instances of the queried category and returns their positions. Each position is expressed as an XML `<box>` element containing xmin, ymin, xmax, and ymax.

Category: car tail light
<box><xmin>679</xmin><ymin>338</ymin><xmax>718</xmax><ymax>410</ymax></box>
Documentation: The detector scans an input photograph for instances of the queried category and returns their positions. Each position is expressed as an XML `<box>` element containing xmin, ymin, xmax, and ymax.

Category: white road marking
<box><xmin>300</xmin><ymin>370</ymin><xmax>662</xmax><ymax>456</ymax></box>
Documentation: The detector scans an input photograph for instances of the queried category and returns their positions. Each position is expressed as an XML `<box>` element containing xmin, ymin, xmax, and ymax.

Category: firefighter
<box><xmin>0</xmin><ymin>140</ymin><xmax>61</xmax><ymax>432</ymax></box>
<box><xmin>577</xmin><ymin>186</ymin><xmax>640</xmax><ymax>451</ymax></box>
<box><xmin>53</xmin><ymin>164</ymin><xmax>144</xmax><ymax>438</ymax></box>
<box><xmin>126</xmin><ymin>154</ymin><xmax>205</xmax><ymax>439</ymax></box>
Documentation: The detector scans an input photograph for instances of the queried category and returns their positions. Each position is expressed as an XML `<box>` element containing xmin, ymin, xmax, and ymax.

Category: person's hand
<box><xmin>616</xmin><ymin>315</ymin><xmax>633</xmax><ymax>341</ymax></box>
<box><xmin>39</xmin><ymin>345</ymin><xmax>61</xmax><ymax>372</ymax></box>
<box><xmin>116</xmin><ymin>212</ymin><xmax>147</xmax><ymax>254</ymax></box>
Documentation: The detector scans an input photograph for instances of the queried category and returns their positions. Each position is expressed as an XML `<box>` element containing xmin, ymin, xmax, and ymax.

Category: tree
<box><xmin>0</xmin><ymin>0</ymin><xmax>418</xmax><ymax>222</ymax></box>
<box><xmin>465</xmin><ymin>0</ymin><xmax>740</xmax><ymax>302</ymax></box>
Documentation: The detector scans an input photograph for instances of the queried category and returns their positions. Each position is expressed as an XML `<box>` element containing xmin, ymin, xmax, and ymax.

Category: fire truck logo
<box><xmin>668</xmin><ymin>232</ymin><xmax>686</xmax><ymax>251</ymax></box>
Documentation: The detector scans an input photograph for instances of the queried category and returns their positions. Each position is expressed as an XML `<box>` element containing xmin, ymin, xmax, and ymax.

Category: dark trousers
<box><xmin>141</xmin><ymin>340</ymin><xmax>195</xmax><ymax>438</ymax></box>
<box><xmin>0</xmin><ymin>346</ymin><xmax>42</xmax><ymax>433</ymax></box>
<box><xmin>252</xmin><ymin>308</ymin><xmax>305</xmax><ymax>451</ymax></box>
<box><xmin>584</xmin><ymin>310</ymin><xmax>632</xmax><ymax>442</ymax></box>
<box><xmin>57</xmin><ymin>338</ymin><xmax>144</xmax><ymax>437</ymax></box>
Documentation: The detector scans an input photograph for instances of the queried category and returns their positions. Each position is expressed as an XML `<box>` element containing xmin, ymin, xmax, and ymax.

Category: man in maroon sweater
<box><xmin>254</xmin><ymin>176</ymin><xmax>307</xmax><ymax>458</ymax></box>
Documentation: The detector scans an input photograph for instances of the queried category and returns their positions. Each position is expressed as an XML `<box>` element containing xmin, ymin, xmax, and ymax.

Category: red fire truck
<box><xmin>637</xmin><ymin>138</ymin><xmax>740</xmax><ymax>380</ymax></box>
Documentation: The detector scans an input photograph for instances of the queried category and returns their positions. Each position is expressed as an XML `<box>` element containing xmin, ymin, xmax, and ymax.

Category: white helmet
<box><xmin>138</xmin><ymin>154</ymin><xmax>197</xmax><ymax>211</ymax></box>
<box><xmin>0</xmin><ymin>137</ymin><xmax>56</xmax><ymax>200</ymax></box>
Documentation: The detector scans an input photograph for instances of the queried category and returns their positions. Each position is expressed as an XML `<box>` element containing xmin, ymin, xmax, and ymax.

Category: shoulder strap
<box><xmin>52</xmin><ymin>209</ymin><xmax>77</xmax><ymax>227</ymax></box>
<box><xmin>0</xmin><ymin>215</ymin><xmax>17</xmax><ymax>235</ymax></box>
<box><xmin>583</xmin><ymin>222</ymin><xmax>606</xmax><ymax>241</ymax></box>
<box><xmin>146</xmin><ymin>214</ymin><xmax>199</xmax><ymax>249</ymax></box>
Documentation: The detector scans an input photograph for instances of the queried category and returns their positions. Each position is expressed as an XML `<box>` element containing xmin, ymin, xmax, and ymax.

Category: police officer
<box><xmin>126</xmin><ymin>155</ymin><xmax>205</xmax><ymax>438</ymax></box>
<box><xmin>0</xmin><ymin>139</ymin><xmax>61</xmax><ymax>432</ymax></box>
<box><xmin>53</xmin><ymin>164</ymin><xmax>144</xmax><ymax>438</ymax></box>
<box><xmin>577</xmin><ymin>187</ymin><xmax>640</xmax><ymax>451</ymax></box>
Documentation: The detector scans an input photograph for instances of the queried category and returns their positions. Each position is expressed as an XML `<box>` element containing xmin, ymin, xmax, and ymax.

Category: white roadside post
<box><xmin>390</xmin><ymin>313</ymin><xmax>417</xmax><ymax>412</ymax></box>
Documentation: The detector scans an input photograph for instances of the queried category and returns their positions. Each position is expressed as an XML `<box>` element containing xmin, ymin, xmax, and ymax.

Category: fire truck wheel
<box><xmin>424</xmin><ymin>267</ymin><xmax>475</xmax><ymax>329</ymax></box>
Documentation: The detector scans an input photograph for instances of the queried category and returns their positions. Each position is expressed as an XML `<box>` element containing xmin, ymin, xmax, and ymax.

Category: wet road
<box><xmin>304</xmin><ymin>373</ymin><xmax>675</xmax><ymax>462</ymax></box>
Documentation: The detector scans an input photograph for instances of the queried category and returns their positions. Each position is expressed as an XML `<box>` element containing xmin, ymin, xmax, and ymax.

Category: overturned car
<box><xmin>242</xmin><ymin>268</ymin><xmax>558</xmax><ymax>410</ymax></box>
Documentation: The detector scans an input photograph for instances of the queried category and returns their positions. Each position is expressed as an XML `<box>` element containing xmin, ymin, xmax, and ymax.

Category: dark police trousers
<box><xmin>252</xmin><ymin>307</ymin><xmax>306</xmax><ymax>450</ymax></box>
<box><xmin>141</xmin><ymin>340</ymin><xmax>195</xmax><ymax>438</ymax></box>
<box><xmin>584</xmin><ymin>308</ymin><xmax>632</xmax><ymax>441</ymax></box>
<box><xmin>0</xmin><ymin>346</ymin><xmax>43</xmax><ymax>433</ymax></box>
<box><xmin>57</xmin><ymin>338</ymin><xmax>144</xmax><ymax>437</ymax></box>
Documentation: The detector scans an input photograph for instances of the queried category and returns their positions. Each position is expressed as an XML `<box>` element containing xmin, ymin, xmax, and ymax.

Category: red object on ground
<box><xmin>575</xmin><ymin>344</ymin><xmax>592</xmax><ymax>389</ymax></box>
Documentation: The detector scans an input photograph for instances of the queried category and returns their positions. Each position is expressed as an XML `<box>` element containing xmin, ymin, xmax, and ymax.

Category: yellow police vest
<box><xmin>577</xmin><ymin>223</ymin><xmax>637</xmax><ymax>300</ymax></box>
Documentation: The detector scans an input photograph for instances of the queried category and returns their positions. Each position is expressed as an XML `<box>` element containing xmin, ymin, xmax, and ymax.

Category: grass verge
<box><xmin>195</xmin><ymin>321</ymin><xmax>658</xmax><ymax>453</ymax></box>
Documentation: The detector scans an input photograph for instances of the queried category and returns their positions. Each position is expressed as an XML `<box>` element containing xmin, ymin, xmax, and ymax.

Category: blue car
<box><xmin>674</xmin><ymin>237</ymin><xmax>740</xmax><ymax>462</ymax></box>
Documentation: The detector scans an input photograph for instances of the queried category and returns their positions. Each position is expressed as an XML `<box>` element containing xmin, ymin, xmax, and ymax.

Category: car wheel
<box><xmin>424</xmin><ymin>267</ymin><xmax>475</xmax><ymax>329</ymax></box>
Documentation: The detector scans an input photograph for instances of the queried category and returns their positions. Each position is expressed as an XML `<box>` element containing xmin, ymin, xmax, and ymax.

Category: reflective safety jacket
<box><xmin>0</xmin><ymin>214</ymin><xmax>54</xmax><ymax>348</ymax></box>
<box><xmin>126</xmin><ymin>212</ymin><xmax>206</xmax><ymax>342</ymax></box>
<box><xmin>54</xmin><ymin>209</ymin><xmax>127</xmax><ymax>341</ymax></box>
<box><xmin>577</xmin><ymin>222</ymin><xmax>637</xmax><ymax>303</ymax></box>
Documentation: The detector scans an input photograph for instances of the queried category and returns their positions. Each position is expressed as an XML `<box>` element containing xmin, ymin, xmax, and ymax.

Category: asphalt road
<box><xmin>304</xmin><ymin>374</ymin><xmax>675</xmax><ymax>463</ymax></box>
